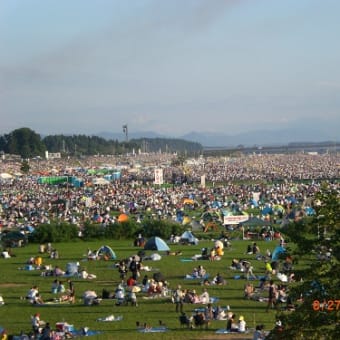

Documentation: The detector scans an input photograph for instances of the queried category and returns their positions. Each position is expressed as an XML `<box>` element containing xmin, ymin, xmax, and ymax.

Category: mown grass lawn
<box><xmin>0</xmin><ymin>237</ymin><xmax>293</xmax><ymax>339</ymax></box>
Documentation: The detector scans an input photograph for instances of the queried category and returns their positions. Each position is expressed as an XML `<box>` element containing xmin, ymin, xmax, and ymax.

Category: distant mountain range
<box><xmin>97</xmin><ymin>125</ymin><xmax>339</xmax><ymax>148</ymax></box>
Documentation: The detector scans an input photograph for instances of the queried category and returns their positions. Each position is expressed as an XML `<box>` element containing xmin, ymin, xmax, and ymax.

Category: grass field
<box><xmin>0</xmin><ymin>237</ymin><xmax>289</xmax><ymax>339</ymax></box>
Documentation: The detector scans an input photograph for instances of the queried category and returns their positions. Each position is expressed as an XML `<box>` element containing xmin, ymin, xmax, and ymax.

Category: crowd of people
<box><xmin>0</xmin><ymin>152</ymin><xmax>338</xmax><ymax>338</ymax></box>
<box><xmin>0</xmin><ymin>152</ymin><xmax>339</xmax><ymax>235</ymax></box>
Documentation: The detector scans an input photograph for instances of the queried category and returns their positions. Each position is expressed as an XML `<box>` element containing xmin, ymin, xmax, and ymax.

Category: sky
<box><xmin>1</xmin><ymin>0</ymin><xmax>340</xmax><ymax>138</ymax></box>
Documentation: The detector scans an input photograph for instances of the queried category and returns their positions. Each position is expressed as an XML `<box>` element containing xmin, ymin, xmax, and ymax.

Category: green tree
<box><xmin>5</xmin><ymin>127</ymin><xmax>45</xmax><ymax>158</ymax></box>
<box><xmin>267</xmin><ymin>184</ymin><xmax>340</xmax><ymax>339</ymax></box>
<box><xmin>20</xmin><ymin>160</ymin><xmax>30</xmax><ymax>174</ymax></box>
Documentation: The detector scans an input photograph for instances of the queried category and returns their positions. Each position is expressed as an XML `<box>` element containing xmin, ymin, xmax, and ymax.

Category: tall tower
<box><xmin>122</xmin><ymin>124</ymin><xmax>128</xmax><ymax>142</ymax></box>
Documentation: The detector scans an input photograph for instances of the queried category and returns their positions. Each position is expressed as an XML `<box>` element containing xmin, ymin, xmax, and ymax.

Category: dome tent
<box><xmin>180</xmin><ymin>230</ymin><xmax>198</xmax><ymax>245</ymax></box>
<box><xmin>66</xmin><ymin>262</ymin><xmax>79</xmax><ymax>276</ymax></box>
<box><xmin>95</xmin><ymin>245</ymin><xmax>117</xmax><ymax>260</ymax></box>
<box><xmin>144</xmin><ymin>236</ymin><xmax>170</xmax><ymax>251</ymax></box>
<box><xmin>1</xmin><ymin>231</ymin><xmax>27</xmax><ymax>248</ymax></box>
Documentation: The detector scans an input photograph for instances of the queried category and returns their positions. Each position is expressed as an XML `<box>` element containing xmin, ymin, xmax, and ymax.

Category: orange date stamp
<box><xmin>312</xmin><ymin>299</ymin><xmax>340</xmax><ymax>311</ymax></box>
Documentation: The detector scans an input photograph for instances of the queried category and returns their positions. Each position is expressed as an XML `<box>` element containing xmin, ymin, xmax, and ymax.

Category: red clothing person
<box><xmin>127</xmin><ymin>276</ymin><xmax>136</xmax><ymax>287</ymax></box>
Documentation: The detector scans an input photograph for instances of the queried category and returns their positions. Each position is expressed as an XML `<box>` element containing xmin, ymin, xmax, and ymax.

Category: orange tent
<box><xmin>118</xmin><ymin>214</ymin><xmax>129</xmax><ymax>223</ymax></box>
<box><xmin>183</xmin><ymin>198</ymin><xmax>194</xmax><ymax>205</ymax></box>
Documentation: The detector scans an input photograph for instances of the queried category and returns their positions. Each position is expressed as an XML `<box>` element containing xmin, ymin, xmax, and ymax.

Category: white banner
<box><xmin>154</xmin><ymin>168</ymin><xmax>163</xmax><ymax>185</ymax></box>
<box><xmin>223</xmin><ymin>215</ymin><xmax>248</xmax><ymax>225</ymax></box>
<box><xmin>252</xmin><ymin>192</ymin><xmax>261</xmax><ymax>202</ymax></box>
<box><xmin>201</xmin><ymin>175</ymin><xmax>206</xmax><ymax>188</ymax></box>
<box><xmin>85</xmin><ymin>197</ymin><xmax>92</xmax><ymax>208</ymax></box>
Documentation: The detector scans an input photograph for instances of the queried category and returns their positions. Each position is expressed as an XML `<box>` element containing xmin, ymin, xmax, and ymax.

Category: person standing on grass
<box><xmin>31</xmin><ymin>313</ymin><xmax>42</xmax><ymax>337</ymax></box>
<box><xmin>67</xmin><ymin>279</ymin><xmax>75</xmax><ymax>303</ymax></box>
<box><xmin>129</xmin><ymin>256</ymin><xmax>139</xmax><ymax>280</ymax></box>
<box><xmin>266</xmin><ymin>280</ymin><xmax>277</xmax><ymax>311</ymax></box>
<box><xmin>173</xmin><ymin>285</ymin><xmax>184</xmax><ymax>313</ymax></box>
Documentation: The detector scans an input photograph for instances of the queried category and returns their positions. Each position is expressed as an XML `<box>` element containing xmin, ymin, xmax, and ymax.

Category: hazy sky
<box><xmin>1</xmin><ymin>0</ymin><xmax>339</xmax><ymax>137</ymax></box>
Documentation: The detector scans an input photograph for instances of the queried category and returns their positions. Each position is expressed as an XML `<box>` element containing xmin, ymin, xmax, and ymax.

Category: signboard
<box><xmin>223</xmin><ymin>215</ymin><xmax>248</xmax><ymax>225</ymax></box>
<box><xmin>154</xmin><ymin>168</ymin><xmax>163</xmax><ymax>185</ymax></box>
<box><xmin>46</xmin><ymin>151</ymin><xmax>61</xmax><ymax>159</ymax></box>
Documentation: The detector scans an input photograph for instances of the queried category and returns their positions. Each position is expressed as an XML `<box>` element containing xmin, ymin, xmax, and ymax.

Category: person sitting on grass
<box><xmin>57</xmin><ymin>280</ymin><xmax>66</xmax><ymax>294</ymax></box>
<box><xmin>199</xmin><ymin>288</ymin><xmax>210</xmax><ymax>304</ymax></box>
<box><xmin>238</xmin><ymin>315</ymin><xmax>246</xmax><ymax>332</ymax></box>
<box><xmin>252</xmin><ymin>242</ymin><xmax>260</xmax><ymax>255</ymax></box>
<box><xmin>246</xmin><ymin>265</ymin><xmax>257</xmax><ymax>280</ymax></box>
<box><xmin>244</xmin><ymin>282</ymin><xmax>255</xmax><ymax>299</ymax></box>
<box><xmin>127</xmin><ymin>290</ymin><xmax>138</xmax><ymax>306</ymax></box>
<box><xmin>51</xmin><ymin>279</ymin><xmax>59</xmax><ymax>294</ymax></box>
<box><xmin>197</xmin><ymin>265</ymin><xmax>206</xmax><ymax>277</ymax></box>
<box><xmin>40</xmin><ymin>322</ymin><xmax>51</xmax><ymax>340</ymax></box>
<box><xmin>27</xmin><ymin>286</ymin><xmax>44</xmax><ymax>304</ymax></box>
<box><xmin>226</xmin><ymin>313</ymin><xmax>238</xmax><ymax>332</ymax></box>
<box><xmin>253</xmin><ymin>324</ymin><xmax>265</xmax><ymax>340</ymax></box>
<box><xmin>193</xmin><ymin>311</ymin><xmax>209</xmax><ymax>329</ymax></box>
<box><xmin>115</xmin><ymin>286</ymin><xmax>126</xmax><ymax>306</ymax></box>
<box><xmin>209</xmin><ymin>248</ymin><xmax>216</xmax><ymax>261</ymax></box>
<box><xmin>179</xmin><ymin>312</ymin><xmax>192</xmax><ymax>328</ymax></box>
<box><xmin>212</xmin><ymin>272</ymin><xmax>226</xmax><ymax>285</ymax></box>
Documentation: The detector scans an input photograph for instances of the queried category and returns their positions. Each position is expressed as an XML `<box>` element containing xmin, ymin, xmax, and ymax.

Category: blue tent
<box><xmin>180</xmin><ymin>231</ymin><xmax>198</xmax><ymax>245</ymax></box>
<box><xmin>262</xmin><ymin>206</ymin><xmax>273</xmax><ymax>215</ymax></box>
<box><xmin>176</xmin><ymin>210</ymin><xmax>184</xmax><ymax>223</ymax></box>
<box><xmin>66</xmin><ymin>262</ymin><xmax>79</xmax><ymax>276</ymax></box>
<box><xmin>144</xmin><ymin>236</ymin><xmax>170</xmax><ymax>251</ymax></box>
<box><xmin>95</xmin><ymin>245</ymin><xmax>117</xmax><ymax>260</ymax></box>
<box><xmin>271</xmin><ymin>245</ymin><xmax>286</xmax><ymax>261</ymax></box>
<box><xmin>305</xmin><ymin>207</ymin><xmax>316</xmax><ymax>216</ymax></box>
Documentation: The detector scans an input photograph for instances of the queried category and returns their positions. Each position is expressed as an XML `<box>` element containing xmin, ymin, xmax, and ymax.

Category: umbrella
<box><xmin>130</xmin><ymin>286</ymin><xmax>141</xmax><ymax>293</ymax></box>
<box><xmin>214</xmin><ymin>240</ymin><xmax>224</xmax><ymax>249</ymax></box>
<box><xmin>0</xmin><ymin>173</ymin><xmax>13</xmax><ymax>179</ymax></box>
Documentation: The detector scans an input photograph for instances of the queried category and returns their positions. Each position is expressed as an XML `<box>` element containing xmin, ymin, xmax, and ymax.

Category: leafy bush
<box><xmin>141</xmin><ymin>219</ymin><xmax>185</xmax><ymax>239</ymax></box>
<box><xmin>82</xmin><ymin>222</ymin><xmax>106</xmax><ymax>240</ymax></box>
<box><xmin>82</xmin><ymin>220</ymin><xmax>139</xmax><ymax>240</ymax></box>
<box><xmin>30</xmin><ymin>219</ymin><xmax>186</xmax><ymax>243</ymax></box>
<box><xmin>29</xmin><ymin>223</ymin><xmax>79</xmax><ymax>243</ymax></box>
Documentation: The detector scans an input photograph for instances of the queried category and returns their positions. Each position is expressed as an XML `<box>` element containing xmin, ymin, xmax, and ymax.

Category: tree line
<box><xmin>0</xmin><ymin>128</ymin><xmax>202</xmax><ymax>158</ymax></box>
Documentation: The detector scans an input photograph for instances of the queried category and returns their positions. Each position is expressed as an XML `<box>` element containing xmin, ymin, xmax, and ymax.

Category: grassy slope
<box><xmin>0</xmin><ymin>238</ymin><xmax>289</xmax><ymax>339</ymax></box>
